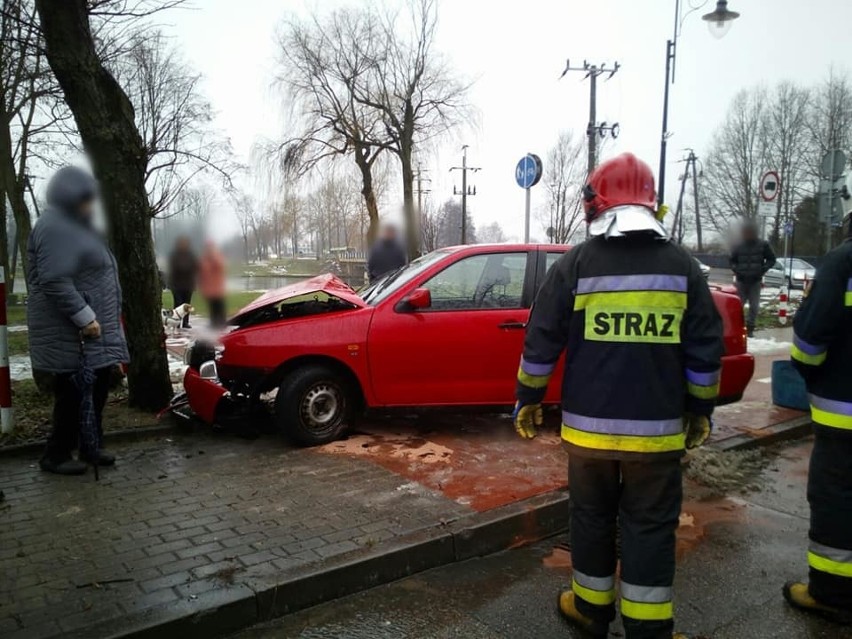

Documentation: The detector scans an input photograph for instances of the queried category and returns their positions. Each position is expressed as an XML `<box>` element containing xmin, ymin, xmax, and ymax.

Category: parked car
<box><xmin>694</xmin><ymin>257</ymin><xmax>711</xmax><ymax>280</ymax></box>
<box><xmin>177</xmin><ymin>244</ymin><xmax>755</xmax><ymax>446</ymax></box>
<box><xmin>763</xmin><ymin>258</ymin><xmax>816</xmax><ymax>289</ymax></box>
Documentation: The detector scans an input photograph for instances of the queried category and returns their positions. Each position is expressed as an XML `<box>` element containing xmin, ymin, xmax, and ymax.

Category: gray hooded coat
<box><xmin>26</xmin><ymin>167</ymin><xmax>129</xmax><ymax>373</ymax></box>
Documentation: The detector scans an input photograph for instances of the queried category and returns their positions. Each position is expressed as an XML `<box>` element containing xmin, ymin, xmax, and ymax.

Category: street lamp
<box><xmin>658</xmin><ymin>0</ymin><xmax>740</xmax><ymax>206</ymax></box>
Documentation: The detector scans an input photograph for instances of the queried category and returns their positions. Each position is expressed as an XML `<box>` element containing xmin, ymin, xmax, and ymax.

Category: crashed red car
<box><xmin>180</xmin><ymin>244</ymin><xmax>754</xmax><ymax>445</ymax></box>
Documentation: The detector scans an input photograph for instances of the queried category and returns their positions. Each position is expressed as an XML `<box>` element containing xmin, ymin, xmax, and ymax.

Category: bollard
<box><xmin>0</xmin><ymin>267</ymin><xmax>13</xmax><ymax>434</ymax></box>
<box><xmin>778</xmin><ymin>291</ymin><xmax>788</xmax><ymax>326</ymax></box>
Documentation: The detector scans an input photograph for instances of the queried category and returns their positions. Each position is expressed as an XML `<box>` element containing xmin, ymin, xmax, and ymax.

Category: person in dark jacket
<box><xmin>784</xmin><ymin>213</ymin><xmax>852</xmax><ymax>624</ymax></box>
<box><xmin>27</xmin><ymin>166</ymin><xmax>129</xmax><ymax>475</ymax></box>
<box><xmin>515</xmin><ymin>154</ymin><xmax>723</xmax><ymax>639</ymax></box>
<box><xmin>168</xmin><ymin>236</ymin><xmax>198</xmax><ymax>328</ymax></box>
<box><xmin>729</xmin><ymin>220</ymin><xmax>776</xmax><ymax>336</ymax></box>
<box><xmin>367</xmin><ymin>224</ymin><xmax>406</xmax><ymax>283</ymax></box>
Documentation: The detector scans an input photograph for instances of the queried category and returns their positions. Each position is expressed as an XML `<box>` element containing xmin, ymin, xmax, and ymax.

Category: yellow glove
<box><xmin>513</xmin><ymin>402</ymin><xmax>543</xmax><ymax>439</ymax></box>
<box><xmin>684</xmin><ymin>413</ymin><xmax>712</xmax><ymax>449</ymax></box>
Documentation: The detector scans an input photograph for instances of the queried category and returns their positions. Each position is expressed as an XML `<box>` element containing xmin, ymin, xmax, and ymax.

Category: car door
<box><xmin>764</xmin><ymin>260</ymin><xmax>784</xmax><ymax>287</ymax></box>
<box><xmin>367</xmin><ymin>250</ymin><xmax>535</xmax><ymax>406</ymax></box>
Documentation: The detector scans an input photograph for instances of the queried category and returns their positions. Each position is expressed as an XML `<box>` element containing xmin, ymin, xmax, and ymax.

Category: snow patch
<box><xmin>748</xmin><ymin>337</ymin><xmax>791</xmax><ymax>354</ymax></box>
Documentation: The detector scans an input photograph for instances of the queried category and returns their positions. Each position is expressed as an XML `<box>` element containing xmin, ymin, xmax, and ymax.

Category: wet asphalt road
<box><xmin>231</xmin><ymin>440</ymin><xmax>851</xmax><ymax>639</ymax></box>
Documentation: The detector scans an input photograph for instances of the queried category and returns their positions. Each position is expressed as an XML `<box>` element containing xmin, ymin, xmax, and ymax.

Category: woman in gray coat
<box><xmin>27</xmin><ymin>166</ymin><xmax>129</xmax><ymax>475</ymax></box>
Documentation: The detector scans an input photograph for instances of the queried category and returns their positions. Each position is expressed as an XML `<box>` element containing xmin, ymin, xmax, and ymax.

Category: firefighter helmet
<box><xmin>582</xmin><ymin>153</ymin><xmax>657</xmax><ymax>223</ymax></box>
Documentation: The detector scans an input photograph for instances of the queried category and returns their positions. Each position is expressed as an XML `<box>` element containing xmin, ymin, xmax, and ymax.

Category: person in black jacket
<box><xmin>514</xmin><ymin>153</ymin><xmax>723</xmax><ymax>639</ymax></box>
<box><xmin>729</xmin><ymin>220</ymin><xmax>776</xmax><ymax>336</ymax></box>
<box><xmin>168</xmin><ymin>236</ymin><xmax>198</xmax><ymax>328</ymax></box>
<box><xmin>367</xmin><ymin>224</ymin><xmax>406</xmax><ymax>283</ymax></box>
<box><xmin>784</xmin><ymin>213</ymin><xmax>852</xmax><ymax>624</ymax></box>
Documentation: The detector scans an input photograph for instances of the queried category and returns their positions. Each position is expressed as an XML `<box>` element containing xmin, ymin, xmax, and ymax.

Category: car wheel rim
<box><xmin>300</xmin><ymin>383</ymin><xmax>343</xmax><ymax>430</ymax></box>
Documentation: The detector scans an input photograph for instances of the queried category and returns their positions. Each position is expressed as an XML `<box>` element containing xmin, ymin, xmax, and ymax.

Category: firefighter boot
<box><xmin>783</xmin><ymin>581</ymin><xmax>852</xmax><ymax>625</ymax></box>
<box><xmin>557</xmin><ymin>590</ymin><xmax>609</xmax><ymax>638</ymax></box>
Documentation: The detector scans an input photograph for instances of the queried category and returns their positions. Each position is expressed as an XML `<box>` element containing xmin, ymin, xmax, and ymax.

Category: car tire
<box><xmin>275</xmin><ymin>365</ymin><xmax>351</xmax><ymax>446</ymax></box>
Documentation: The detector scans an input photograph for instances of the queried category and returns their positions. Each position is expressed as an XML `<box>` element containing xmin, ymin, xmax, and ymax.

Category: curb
<box><xmin>0</xmin><ymin>421</ymin><xmax>184</xmax><ymax>458</ymax></box>
<box><xmin>61</xmin><ymin>489</ymin><xmax>570</xmax><ymax>639</ymax></box>
<box><xmin>708</xmin><ymin>414</ymin><xmax>812</xmax><ymax>453</ymax></box>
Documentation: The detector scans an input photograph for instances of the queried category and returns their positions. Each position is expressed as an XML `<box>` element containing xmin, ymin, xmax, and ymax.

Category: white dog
<box><xmin>162</xmin><ymin>303</ymin><xmax>194</xmax><ymax>335</ymax></box>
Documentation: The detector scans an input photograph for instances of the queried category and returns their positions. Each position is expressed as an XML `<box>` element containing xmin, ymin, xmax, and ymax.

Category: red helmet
<box><xmin>582</xmin><ymin>153</ymin><xmax>657</xmax><ymax>222</ymax></box>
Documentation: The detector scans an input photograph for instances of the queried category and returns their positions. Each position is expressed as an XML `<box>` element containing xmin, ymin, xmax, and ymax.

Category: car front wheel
<box><xmin>275</xmin><ymin>365</ymin><xmax>351</xmax><ymax>446</ymax></box>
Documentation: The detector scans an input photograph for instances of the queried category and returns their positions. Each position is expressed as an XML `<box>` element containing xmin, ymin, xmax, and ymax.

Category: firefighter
<box><xmin>785</xmin><ymin>209</ymin><xmax>852</xmax><ymax>625</ymax></box>
<box><xmin>514</xmin><ymin>153</ymin><xmax>723</xmax><ymax>639</ymax></box>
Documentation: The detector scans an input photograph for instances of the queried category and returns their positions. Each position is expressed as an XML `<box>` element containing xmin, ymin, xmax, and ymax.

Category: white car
<box><xmin>694</xmin><ymin>258</ymin><xmax>711</xmax><ymax>280</ymax></box>
<box><xmin>763</xmin><ymin>258</ymin><xmax>816</xmax><ymax>289</ymax></box>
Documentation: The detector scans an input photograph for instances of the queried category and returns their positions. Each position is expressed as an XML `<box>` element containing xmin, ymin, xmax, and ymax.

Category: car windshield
<box><xmin>359</xmin><ymin>250</ymin><xmax>450</xmax><ymax>305</ymax></box>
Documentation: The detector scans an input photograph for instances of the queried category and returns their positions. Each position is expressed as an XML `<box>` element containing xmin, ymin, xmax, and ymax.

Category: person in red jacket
<box><xmin>197</xmin><ymin>240</ymin><xmax>227</xmax><ymax>328</ymax></box>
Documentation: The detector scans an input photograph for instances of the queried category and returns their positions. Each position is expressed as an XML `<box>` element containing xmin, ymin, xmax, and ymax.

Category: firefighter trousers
<box><xmin>807</xmin><ymin>432</ymin><xmax>852</xmax><ymax>609</ymax></box>
<box><xmin>569</xmin><ymin>454</ymin><xmax>682</xmax><ymax>639</ymax></box>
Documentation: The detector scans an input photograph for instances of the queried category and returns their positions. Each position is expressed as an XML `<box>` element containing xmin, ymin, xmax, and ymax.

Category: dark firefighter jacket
<box><xmin>516</xmin><ymin>234</ymin><xmax>724</xmax><ymax>460</ymax></box>
<box><xmin>790</xmin><ymin>239</ymin><xmax>852</xmax><ymax>437</ymax></box>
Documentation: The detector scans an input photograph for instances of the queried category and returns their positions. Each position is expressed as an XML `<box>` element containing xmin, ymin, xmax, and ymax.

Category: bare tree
<box><xmin>477</xmin><ymin>221</ymin><xmax>506</xmax><ymax>244</ymax></box>
<box><xmin>541</xmin><ymin>130</ymin><xmax>586</xmax><ymax>244</ymax></box>
<box><xmin>359</xmin><ymin>0</ymin><xmax>472</xmax><ymax>258</ymax></box>
<box><xmin>764</xmin><ymin>82</ymin><xmax>811</xmax><ymax>245</ymax></box>
<box><xmin>267</xmin><ymin>8</ymin><xmax>387</xmax><ymax>245</ymax></box>
<box><xmin>35</xmin><ymin>0</ymin><xmax>172</xmax><ymax>410</ymax></box>
<box><xmin>231</xmin><ymin>191</ymin><xmax>255</xmax><ymax>263</ymax></box>
<box><xmin>108</xmin><ymin>29</ymin><xmax>234</xmax><ymax>218</ymax></box>
<box><xmin>700</xmin><ymin>88</ymin><xmax>768</xmax><ymax>235</ymax></box>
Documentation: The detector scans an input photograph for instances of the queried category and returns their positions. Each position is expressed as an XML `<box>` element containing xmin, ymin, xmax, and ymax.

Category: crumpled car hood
<box><xmin>230</xmin><ymin>273</ymin><xmax>365</xmax><ymax>324</ymax></box>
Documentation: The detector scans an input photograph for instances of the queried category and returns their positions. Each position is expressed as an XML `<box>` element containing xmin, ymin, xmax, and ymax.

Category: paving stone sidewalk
<box><xmin>0</xmin><ymin>430</ymin><xmax>471</xmax><ymax>639</ymax></box>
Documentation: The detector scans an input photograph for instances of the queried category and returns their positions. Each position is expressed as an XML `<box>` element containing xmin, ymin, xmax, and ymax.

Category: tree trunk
<box><xmin>35</xmin><ymin>0</ymin><xmax>171</xmax><ymax>410</ymax></box>
<box><xmin>354</xmin><ymin>149</ymin><xmax>380</xmax><ymax>246</ymax></box>
<box><xmin>0</xmin><ymin>118</ymin><xmax>31</xmax><ymax>278</ymax></box>
<box><xmin>399</xmin><ymin>141</ymin><xmax>418</xmax><ymax>258</ymax></box>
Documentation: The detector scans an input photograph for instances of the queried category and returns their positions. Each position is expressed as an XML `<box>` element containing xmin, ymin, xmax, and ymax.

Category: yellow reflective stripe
<box><xmin>687</xmin><ymin>381</ymin><xmax>720</xmax><ymax>400</ymax></box>
<box><xmin>845</xmin><ymin>291</ymin><xmax>852</xmax><ymax>306</ymax></box>
<box><xmin>620</xmin><ymin>598</ymin><xmax>673</xmax><ymax>621</ymax></box>
<box><xmin>562</xmin><ymin>424</ymin><xmax>685</xmax><ymax>454</ymax></box>
<box><xmin>808</xmin><ymin>551</ymin><xmax>852</xmax><ymax>578</ymax></box>
<box><xmin>791</xmin><ymin>343</ymin><xmax>827</xmax><ymax>366</ymax></box>
<box><xmin>517</xmin><ymin>366</ymin><xmax>551</xmax><ymax>389</ymax></box>
<box><xmin>573</xmin><ymin>290</ymin><xmax>687</xmax><ymax>311</ymax></box>
<box><xmin>572</xmin><ymin>578</ymin><xmax>616</xmax><ymax>606</ymax></box>
<box><xmin>811</xmin><ymin>406</ymin><xmax>852</xmax><ymax>430</ymax></box>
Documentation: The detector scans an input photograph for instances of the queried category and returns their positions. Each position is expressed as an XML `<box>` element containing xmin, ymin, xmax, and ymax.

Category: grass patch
<box><xmin>7</xmin><ymin>331</ymin><xmax>28</xmax><ymax>356</ymax></box>
<box><xmin>162</xmin><ymin>291</ymin><xmax>262</xmax><ymax>316</ymax></box>
<box><xmin>7</xmin><ymin>304</ymin><xmax>26</xmax><ymax>327</ymax></box>
<box><xmin>0</xmin><ymin>377</ymin><xmax>160</xmax><ymax>448</ymax></box>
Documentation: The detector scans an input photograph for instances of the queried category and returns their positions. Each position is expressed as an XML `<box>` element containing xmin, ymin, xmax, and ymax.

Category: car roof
<box><xmin>440</xmin><ymin>243</ymin><xmax>570</xmax><ymax>253</ymax></box>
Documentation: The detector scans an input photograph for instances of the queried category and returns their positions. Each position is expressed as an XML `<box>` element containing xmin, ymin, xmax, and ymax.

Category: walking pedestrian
<box><xmin>514</xmin><ymin>153</ymin><xmax>723</xmax><ymax>639</ymax></box>
<box><xmin>168</xmin><ymin>235</ymin><xmax>198</xmax><ymax>328</ymax></box>
<box><xmin>198</xmin><ymin>240</ymin><xmax>227</xmax><ymax>328</ymax></box>
<box><xmin>784</xmin><ymin>210</ymin><xmax>852</xmax><ymax>625</ymax></box>
<box><xmin>26</xmin><ymin>166</ymin><xmax>128</xmax><ymax>475</ymax></box>
<box><xmin>367</xmin><ymin>223</ymin><xmax>406</xmax><ymax>283</ymax></box>
<box><xmin>729</xmin><ymin>220</ymin><xmax>776</xmax><ymax>336</ymax></box>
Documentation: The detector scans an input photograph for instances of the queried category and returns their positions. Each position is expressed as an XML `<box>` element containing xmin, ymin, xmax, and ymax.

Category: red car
<box><xmin>180</xmin><ymin>244</ymin><xmax>754</xmax><ymax>445</ymax></box>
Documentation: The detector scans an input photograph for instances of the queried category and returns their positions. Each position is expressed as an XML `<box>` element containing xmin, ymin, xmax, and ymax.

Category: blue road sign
<box><xmin>515</xmin><ymin>154</ymin><xmax>543</xmax><ymax>189</ymax></box>
<box><xmin>784</xmin><ymin>221</ymin><xmax>794</xmax><ymax>236</ymax></box>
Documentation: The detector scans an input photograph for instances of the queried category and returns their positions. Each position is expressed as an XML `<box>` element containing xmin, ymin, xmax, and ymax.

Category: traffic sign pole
<box><xmin>515</xmin><ymin>153</ymin><xmax>543</xmax><ymax>243</ymax></box>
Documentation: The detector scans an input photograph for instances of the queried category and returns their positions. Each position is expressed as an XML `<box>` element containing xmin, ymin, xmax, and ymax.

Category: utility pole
<box><xmin>450</xmin><ymin>145</ymin><xmax>481</xmax><ymax>244</ymax></box>
<box><xmin>413</xmin><ymin>162</ymin><xmax>431</xmax><ymax>252</ymax></box>
<box><xmin>671</xmin><ymin>149</ymin><xmax>701</xmax><ymax>248</ymax></box>
<box><xmin>559</xmin><ymin>59</ymin><xmax>621</xmax><ymax>177</ymax></box>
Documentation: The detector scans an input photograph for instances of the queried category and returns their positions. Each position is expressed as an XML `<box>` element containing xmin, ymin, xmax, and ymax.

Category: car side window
<box><xmin>546</xmin><ymin>252</ymin><xmax>563</xmax><ymax>274</ymax></box>
<box><xmin>424</xmin><ymin>253</ymin><xmax>528</xmax><ymax>310</ymax></box>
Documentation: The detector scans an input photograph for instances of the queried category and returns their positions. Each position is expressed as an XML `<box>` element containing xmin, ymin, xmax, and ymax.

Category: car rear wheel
<box><xmin>274</xmin><ymin>365</ymin><xmax>351</xmax><ymax>446</ymax></box>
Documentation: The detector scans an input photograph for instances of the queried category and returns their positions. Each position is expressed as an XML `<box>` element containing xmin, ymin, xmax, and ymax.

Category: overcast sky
<box><xmin>159</xmin><ymin>0</ymin><xmax>850</xmax><ymax>242</ymax></box>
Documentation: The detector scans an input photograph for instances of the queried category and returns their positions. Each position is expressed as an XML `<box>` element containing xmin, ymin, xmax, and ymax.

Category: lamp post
<box><xmin>657</xmin><ymin>0</ymin><xmax>740</xmax><ymax>206</ymax></box>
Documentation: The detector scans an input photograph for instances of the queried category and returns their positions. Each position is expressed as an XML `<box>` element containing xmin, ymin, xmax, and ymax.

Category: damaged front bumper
<box><xmin>179</xmin><ymin>364</ymin><xmax>229</xmax><ymax>424</ymax></box>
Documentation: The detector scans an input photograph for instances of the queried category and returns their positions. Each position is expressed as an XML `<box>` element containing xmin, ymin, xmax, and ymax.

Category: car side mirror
<box><xmin>396</xmin><ymin>287</ymin><xmax>431</xmax><ymax>312</ymax></box>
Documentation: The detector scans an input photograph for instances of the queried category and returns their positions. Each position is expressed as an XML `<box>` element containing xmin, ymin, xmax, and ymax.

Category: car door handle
<box><xmin>498</xmin><ymin>321</ymin><xmax>526</xmax><ymax>330</ymax></box>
